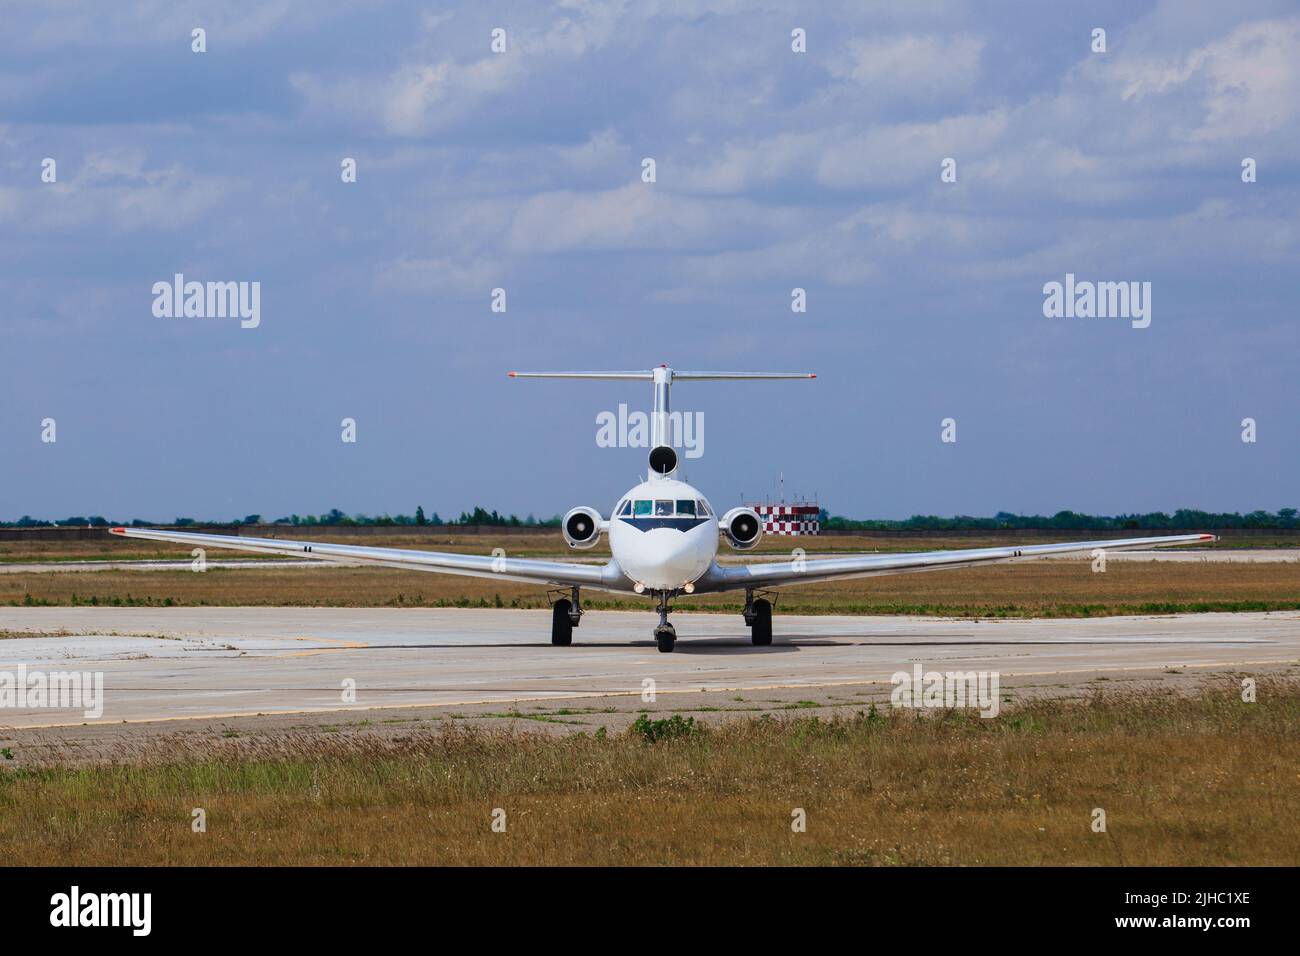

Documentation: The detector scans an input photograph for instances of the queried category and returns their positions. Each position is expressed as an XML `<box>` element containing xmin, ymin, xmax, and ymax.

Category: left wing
<box><xmin>109</xmin><ymin>527</ymin><xmax>637</xmax><ymax>592</ymax></box>
<box><xmin>693</xmin><ymin>533</ymin><xmax>1216</xmax><ymax>593</ymax></box>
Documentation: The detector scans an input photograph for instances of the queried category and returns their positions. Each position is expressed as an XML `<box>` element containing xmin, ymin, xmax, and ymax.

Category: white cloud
<box><xmin>291</xmin><ymin>54</ymin><xmax>528</xmax><ymax>139</ymax></box>
<box><xmin>19</xmin><ymin>0</ymin><xmax>322</xmax><ymax>50</ymax></box>
<box><xmin>0</xmin><ymin>148</ymin><xmax>231</xmax><ymax>232</ymax></box>
<box><xmin>291</xmin><ymin>6</ymin><xmax>622</xmax><ymax>138</ymax></box>
<box><xmin>374</xmin><ymin>256</ymin><xmax>500</xmax><ymax>296</ymax></box>
<box><xmin>815</xmin><ymin>110</ymin><xmax>1009</xmax><ymax>189</ymax></box>
<box><xmin>553</xmin><ymin>128</ymin><xmax>629</xmax><ymax>172</ymax></box>
<box><xmin>832</xmin><ymin>33</ymin><xmax>984</xmax><ymax>97</ymax></box>
<box><xmin>506</xmin><ymin>182</ymin><xmax>802</xmax><ymax>253</ymax></box>
<box><xmin>681</xmin><ymin>110</ymin><xmax>1010</xmax><ymax>194</ymax></box>
<box><xmin>1107</xmin><ymin>17</ymin><xmax>1300</xmax><ymax>142</ymax></box>
<box><xmin>681</xmin><ymin>131</ymin><xmax>819</xmax><ymax>193</ymax></box>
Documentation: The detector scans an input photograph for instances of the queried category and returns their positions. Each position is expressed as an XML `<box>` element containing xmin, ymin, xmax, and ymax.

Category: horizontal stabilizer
<box><xmin>508</xmin><ymin>369</ymin><xmax>815</xmax><ymax>380</ymax></box>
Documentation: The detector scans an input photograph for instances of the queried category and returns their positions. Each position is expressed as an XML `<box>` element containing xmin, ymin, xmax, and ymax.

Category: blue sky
<box><xmin>1</xmin><ymin>1</ymin><xmax>1296</xmax><ymax>522</ymax></box>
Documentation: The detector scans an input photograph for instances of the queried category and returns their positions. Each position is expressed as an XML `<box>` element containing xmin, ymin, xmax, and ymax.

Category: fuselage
<box><xmin>608</xmin><ymin>476</ymin><xmax>718</xmax><ymax>591</ymax></box>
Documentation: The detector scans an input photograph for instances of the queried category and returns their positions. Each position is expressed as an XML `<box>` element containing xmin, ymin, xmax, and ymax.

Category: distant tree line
<box><xmin>0</xmin><ymin>506</ymin><xmax>562</xmax><ymax>529</ymax></box>
<box><xmin>3</xmin><ymin>507</ymin><xmax>1296</xmax><ymax>531</ymax></box>
<box><xmin>818</xmin><ymin>508</ymin><xmax>1299</xmax><ymax>532</ymax></box>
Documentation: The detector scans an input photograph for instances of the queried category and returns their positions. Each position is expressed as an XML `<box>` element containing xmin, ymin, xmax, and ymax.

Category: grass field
<box><xmin>4</xmin><ymin>558</ymin><xmax>1298</xmax><ymax>618</ymax></box>
<box><xmin>4</xmin><ymin>529</ymin><xmax>1297</xmax><ymax>617</ymax></box>
<box><xmin>2</xmin><ymin>679</ymin><xmax>1294</xmax><ymax>865</ymax></box>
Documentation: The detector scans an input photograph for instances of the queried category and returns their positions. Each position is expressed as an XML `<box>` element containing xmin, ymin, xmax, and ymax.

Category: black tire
<box><xmin>552</xmin><ymin>599</ymin><xmax>573</xmax><ymax>646</ymax></box>
<box><xmin>655</xmin><ymin>629</ymin><xmax>676</xmax><ymax>653</ymax></box>
<box><xmin>751</xmin><ymin>598</ymin><xmax>772</xmax><ymax>646</ymax></box>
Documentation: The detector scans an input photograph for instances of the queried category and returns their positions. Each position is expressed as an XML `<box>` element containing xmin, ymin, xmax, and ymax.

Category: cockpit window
<box><xmin>628</xmin><ymin>498</ymin><xmax>707</xmax><ymax>518</ymax></box>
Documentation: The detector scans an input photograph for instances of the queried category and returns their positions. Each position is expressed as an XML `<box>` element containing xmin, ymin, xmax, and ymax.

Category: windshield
<box><xmin>627</xmin><ymin>498</ymin><xmax>705</xmax><ymax>517</ymax></box>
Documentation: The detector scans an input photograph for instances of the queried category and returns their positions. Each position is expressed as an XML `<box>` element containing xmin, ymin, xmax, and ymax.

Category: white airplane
<box><xmin>111</xmin><ymin>366</ymin><xmax>1216</xmax><ymax>652</ymax></box>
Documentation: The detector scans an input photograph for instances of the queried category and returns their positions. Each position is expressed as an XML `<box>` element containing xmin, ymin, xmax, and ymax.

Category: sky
<box><xmin>1</xmin><ymin>0</ymin><xmax>1296</xmax><ymax>522</ymax></box>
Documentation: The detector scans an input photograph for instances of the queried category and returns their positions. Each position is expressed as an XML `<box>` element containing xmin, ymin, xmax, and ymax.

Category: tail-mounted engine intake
<box><xmin>720</xmin><ymin>506</ymin><xmax>762</xmax><ymax>551</ymax></box>
<box><xmin>562</xmin><ymin>506</ymin><xmax>604</xmax><ymax>549</ymax></box>
<box><xmin>648</xmin><ymin>445</ymin><xmax>678</xmax><ymax>476</ymax></box>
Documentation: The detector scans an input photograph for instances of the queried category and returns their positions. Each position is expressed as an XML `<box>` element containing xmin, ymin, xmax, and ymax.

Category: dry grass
<box><xmin>1</xmin><ymin>679</ymin><xmax>1295</xmax><ymax>865</ymax></box>
<box><xmin>4</xmin><ymin>559</ymin><xmax>1297</xmax><ymax>617</ymax></box>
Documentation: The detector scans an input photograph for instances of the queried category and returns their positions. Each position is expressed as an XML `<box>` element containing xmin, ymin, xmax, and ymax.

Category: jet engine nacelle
<box><xmin>720</xmin><ymin>506</ymin><xmax>762</xmax><ymax>551</ymax></box>
<box><xmin>562</xmin><ymin>506</ymin><xmax>604</xmax><ymax>549</ymax></box>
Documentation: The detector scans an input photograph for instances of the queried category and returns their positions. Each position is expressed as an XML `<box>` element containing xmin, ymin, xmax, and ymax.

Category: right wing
<box><xmin>693</xmin><ymin>533</ymin><xmax>1217</xmax><ymax>593</ymax></box>
<box><xmin>110</xmin><ymin>527</ymin><xmax>636</xmax><ymax>592</ymax></box>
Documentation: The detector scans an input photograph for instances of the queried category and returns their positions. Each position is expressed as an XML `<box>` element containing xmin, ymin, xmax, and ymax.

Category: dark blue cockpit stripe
<box><xmin>620</xmin><ymin>516</ymin><xmax>710</xmax><ymax>533</ymax></box>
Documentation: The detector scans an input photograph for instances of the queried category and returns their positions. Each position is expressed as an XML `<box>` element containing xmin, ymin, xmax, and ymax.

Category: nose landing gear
<box><xmin>653</xmin><ymin>591</ymin><xmax>676</xmax><ymax>653</ymax></box>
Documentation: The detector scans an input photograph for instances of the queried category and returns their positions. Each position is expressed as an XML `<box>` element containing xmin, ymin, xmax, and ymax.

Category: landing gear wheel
<box><xmin>750</xmin><ymin>598</ymin><xmax>772</xmax><ymax>646</ymax></box>
<box><xmin>552</xmin><ymin>599</ymin><xmax>573</xmax><ymax>646</ymax></box>
<box><xmin>655</xmin><ymin>625</ymin><xmax>677</xmax><ymax>653</ymax></box>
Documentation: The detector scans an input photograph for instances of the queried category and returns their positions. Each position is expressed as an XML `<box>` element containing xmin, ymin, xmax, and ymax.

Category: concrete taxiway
<box><xmin>0</xmin><ymin>607</ymin><xmax>1295</xmax><ymax>728</ymax></box>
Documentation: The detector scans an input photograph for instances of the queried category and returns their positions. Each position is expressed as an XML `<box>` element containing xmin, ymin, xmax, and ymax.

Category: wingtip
<box><xmin>507</xmin><ymin>371</ymin><xmax>517</xmax><ymax>378</ymax></box>
<box><xmin>110</xmin><ymin>527</ymin><xmax>126</xmax><ymax>535</ymax></box>
<box><xmin>808</xmin><ymin>373</ymin><xmax>817</xmax><ymax>379</ymax></box>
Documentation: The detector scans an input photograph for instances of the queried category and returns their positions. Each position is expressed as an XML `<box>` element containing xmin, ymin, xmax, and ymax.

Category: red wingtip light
<box><xmin>507</xmin><ymin>371</ymin><xmax>517</xmax><ymax>377</ymax></box>
<box><xmin>809</xmin><ymin>373</ymin><xmax>817</xmax><ymax>379</ymax></box>
<box><xmin>110</xmin><ymin>527</ymin><xmax>126</xmax><ymax>535</ymax></box>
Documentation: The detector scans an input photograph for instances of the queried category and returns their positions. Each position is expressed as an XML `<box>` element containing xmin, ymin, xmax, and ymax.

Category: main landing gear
<box><xmin>550</xmin><ymin>586</ymin><xmax>583</xmax><ymax>646</ymax></box>
<box><xmin>654</xmin><ymin>591</ymin><xmax>677</xmax><ymax>653</ymax></box>
<box><xmin>551</xmin><ymin>586</ymin><xmax>677</xmax><ymax>651</ymax></box>
<box><xmin>743</xmin><ymin>589</ymin><xmax>774</xmax><ymax>646</ymax></box>
<box><xmin>550</xmin><ymin>587</ymin><xmax>772</xmax><ymax>653</ymax></box>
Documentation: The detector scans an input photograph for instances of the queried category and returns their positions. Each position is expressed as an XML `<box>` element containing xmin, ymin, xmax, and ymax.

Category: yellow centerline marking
<box><xmin>273</xmin><ymin>635</ymin><xmax>370</xmax><ymax>658</ymax></box>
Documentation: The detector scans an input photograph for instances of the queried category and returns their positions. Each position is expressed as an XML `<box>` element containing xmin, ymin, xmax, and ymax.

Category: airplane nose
<box><xmin>628</xmin><ymin>529</ymin><xmax>708</xmax><ymax>590</ymax></box>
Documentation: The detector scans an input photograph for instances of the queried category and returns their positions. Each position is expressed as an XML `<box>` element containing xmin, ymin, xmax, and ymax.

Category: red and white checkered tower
<box><xmin>745</xmin><ymin>474</ymin><xmax>820</xmax><ymax>536</ymax></box>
